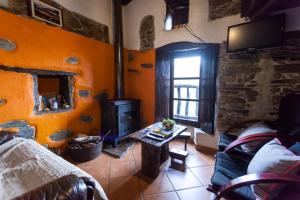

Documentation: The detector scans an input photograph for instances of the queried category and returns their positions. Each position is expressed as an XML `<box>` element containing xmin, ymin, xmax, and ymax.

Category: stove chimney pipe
<box><xmin>113</xmin><ymin>0</ymin><xmax>125</xmax><ymax>99</ymax></box>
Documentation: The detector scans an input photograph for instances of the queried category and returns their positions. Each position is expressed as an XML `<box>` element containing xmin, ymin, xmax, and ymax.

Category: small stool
<box><xmin>169</xmin><ymin>148</ymin><xmax>188</xmax><ymax>171</ymax></box>
<box><xmin>177</xmin><ymin>132</ymin><xmax>192</xmax><ymax>150</ymax></box>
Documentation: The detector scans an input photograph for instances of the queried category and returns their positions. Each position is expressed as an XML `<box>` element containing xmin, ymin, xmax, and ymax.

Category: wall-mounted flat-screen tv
<box><xmin>227</xmin><ymin>14</ymin><xmax>285</xmax><ymax>53</ymax></box>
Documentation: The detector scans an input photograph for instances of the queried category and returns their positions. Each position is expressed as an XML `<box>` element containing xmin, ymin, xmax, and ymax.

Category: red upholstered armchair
<box><xmin>210</xmin><ymin>173</ymin><xmax>300</xmax><ymax>200</ymax></box>
<box><xmin>218</xmin><ymin>93</ymin><xmax>300</xmax><ymax>159</ymax></box>
<box><xmin>209</xmin><ymin>138</ymin><xmax>300</xmax><ymax>200</ymax></box>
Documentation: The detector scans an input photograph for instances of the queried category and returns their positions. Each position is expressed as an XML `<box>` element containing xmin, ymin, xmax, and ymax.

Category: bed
<box><xmin>0</xmin><ymin>132</ymin><xmax>108</xmax><ymax>200</ymax></box>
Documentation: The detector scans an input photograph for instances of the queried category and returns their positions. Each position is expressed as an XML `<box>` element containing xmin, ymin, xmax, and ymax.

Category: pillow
<box><xmin>0</xmin><ymin>131</ymin><xmax>18</xmax><ymax>145</ymax></box>
<box><xmin>289</xmin><ymin>142</ymin><xmax>300</xmax><ymax>156</ymax></box>
<box><xmin>247</xmin><ymin>139</ymin><xmax>300</xmax><ymax>200</ymax></box>
<box><xmin>238</xmin><ymin>122</ymin><xmax>277</xmax><ymax>152</ymax></box>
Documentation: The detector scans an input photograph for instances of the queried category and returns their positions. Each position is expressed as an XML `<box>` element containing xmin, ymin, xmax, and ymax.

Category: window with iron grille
<box><xmin>170</xmin><ymin>50</ymin><xmax>201</xmax><ymax>126</ymax></box>
<box><xmin>156</xmin><ymin>42</ymin><xmax>218</xmax><ymax>133</ymax></box>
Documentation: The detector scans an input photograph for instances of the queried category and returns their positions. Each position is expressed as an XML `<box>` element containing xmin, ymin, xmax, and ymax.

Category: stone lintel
<box><xmin>0</xmin><ymin>65</ymin><xmax>77</xmax><ymax>76</ymax></box>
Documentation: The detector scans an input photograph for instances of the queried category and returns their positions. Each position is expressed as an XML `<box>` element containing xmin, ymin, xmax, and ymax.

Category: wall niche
<box><xmin>0</xmin><ymin>65</ymin><xmax>76</xmax><ymax>115</ymax></box>
<box><xmin>33</xmin><ymin>74</ymin><xmax>74</xmax><ymax>114</ymax></box>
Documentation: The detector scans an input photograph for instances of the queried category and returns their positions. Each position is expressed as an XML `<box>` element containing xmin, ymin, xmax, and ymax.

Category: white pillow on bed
<box><xmin>238</xmin><ymin>122</ymin><xmax>277</xmax><ymax>152</ymax></box>
<box><xmin>247</xmin><ymin>139</ymin><xmax>300</xmax><ymax>200</ymax></box>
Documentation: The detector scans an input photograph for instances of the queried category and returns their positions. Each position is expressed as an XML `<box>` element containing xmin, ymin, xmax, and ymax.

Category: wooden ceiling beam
<box><xmin>121</xmin><ymin>0</ymin><xmax>132</xmax><ymax>6</ymax></box>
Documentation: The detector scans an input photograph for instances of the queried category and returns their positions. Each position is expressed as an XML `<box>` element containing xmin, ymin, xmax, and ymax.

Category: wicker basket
<box><xmin>68</xmin><ymin>138</ymin><xmax>102</xmax><ymax>162</ymax></box>
<box><xmin>68</xmin><ymin>131</ymin><xmax>110</xmax><ymax>162</ymax></box>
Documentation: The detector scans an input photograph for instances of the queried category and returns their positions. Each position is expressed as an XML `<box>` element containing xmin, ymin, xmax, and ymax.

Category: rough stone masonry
<box><xmin>140</xmin><ymin>15</ymin><xmax>155</xmax><ymax>51</ymax></box>
<box><xmin>216</xmin><ymin>36</ymin><xmax>300</xmax><ymax>134</ymax></box>
<box><xmin>209</xmin><ymin>0</ymin><xmax>241</xmax><ymax>20</ymax></box>
<box><xmin>1</xmin><ymin>0</ymin><xmax>109</xmax><ymax>43</ymax></box>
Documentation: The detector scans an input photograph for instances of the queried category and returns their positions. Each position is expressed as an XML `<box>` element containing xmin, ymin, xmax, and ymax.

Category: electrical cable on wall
<box><xmin>184</xmin><ymin>24</ymin><xmax>206</xmax><ymax>43</ymax></box>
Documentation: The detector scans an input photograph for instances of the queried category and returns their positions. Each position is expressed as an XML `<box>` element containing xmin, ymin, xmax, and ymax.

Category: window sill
<box><xmin>173</xmin><ymin>118</ymin><xmax>200</xmax><ymax>128</ymax></box>
<box><xmin>34</xmin><ymin>107</ymin><xmax>73</xmax><ymax>115</ymax></box>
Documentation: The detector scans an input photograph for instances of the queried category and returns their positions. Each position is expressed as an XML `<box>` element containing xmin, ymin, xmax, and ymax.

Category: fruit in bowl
<box><xmin>153</xmin><ymin>128</ymin><xmax>162</xmax><ymax>133</ymax></box>
<box><xmin>162</xmin><ymin>118</ymin><xmax>175</xmax><ymax>131</ymax></box>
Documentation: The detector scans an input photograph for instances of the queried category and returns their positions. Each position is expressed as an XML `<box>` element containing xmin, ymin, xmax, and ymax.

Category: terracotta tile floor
<box><xmin>74</xmin><ymin>139</ymin><xmax>216</xmax><ymax>200</ymax></box>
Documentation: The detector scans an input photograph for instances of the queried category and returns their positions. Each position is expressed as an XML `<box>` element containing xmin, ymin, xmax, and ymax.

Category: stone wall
<box><xmin>216</xmin><ymin>35</ymin><xmax>300</xmax><ymax>133</ymax></box>
<box><xmin>209</xmin><ymin>0</ymin><xmax>241</xmax><ymax>20</ymax></box>
<box><xmin>139</xmin><ymin>15</ymin><xmax>155</xmax><ymax>51</ymax></box>
<box><xmin>1</xmin><ymin>0</ymin><xmax>109</xmax><ymax>43</ymax></box>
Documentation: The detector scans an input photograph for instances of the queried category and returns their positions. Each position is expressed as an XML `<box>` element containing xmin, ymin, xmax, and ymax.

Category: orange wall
<box><xmin>124</xmin><ymin>49</ymin><xmax>156</xmax><ymax>127</ymax></box>
<box><xmin>0</xmin><ymin>10</ymin><xmax>114</xmax><ymax>147</ymax></box>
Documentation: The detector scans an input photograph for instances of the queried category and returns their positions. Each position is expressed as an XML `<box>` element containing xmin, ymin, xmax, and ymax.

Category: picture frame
<box><xmin>28</xmin><ymin>0</ymin><xmax>63</xmax><ymax>27</ymax></box>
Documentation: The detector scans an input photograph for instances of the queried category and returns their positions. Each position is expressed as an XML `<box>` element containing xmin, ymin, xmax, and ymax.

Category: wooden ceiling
<box><xmin>241</xmin><ymin>0</ymin><xmax>300</xmax><ymax>20</ymax></box>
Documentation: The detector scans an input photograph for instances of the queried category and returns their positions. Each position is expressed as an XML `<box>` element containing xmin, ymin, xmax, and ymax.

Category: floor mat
<box><xmin>103</xmin><ymin>138</ymin><xmax>135</xmax><ymax>158</ymax></box>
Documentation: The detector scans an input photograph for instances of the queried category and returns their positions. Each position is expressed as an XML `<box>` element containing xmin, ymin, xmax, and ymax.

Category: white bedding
<box><xmin>0</xmin><ymin>138</ymin><xmax>108</xmax><ymax>200</ymax></box>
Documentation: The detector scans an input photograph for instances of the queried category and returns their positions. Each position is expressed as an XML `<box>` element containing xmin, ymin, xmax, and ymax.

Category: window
<box><xmin>33</xmin><ymin>75</ymin><xmax>74</xmax><ymax>114</ymax></box>
<box><xmin>170</xmin><ymin>52</ymin><xmax>201</xmax><ymax>126</ymax></box>
<box><xmin>155</xmin><ymin>42</ymin><xmax>218</xmax><ymax>133</ymax></box>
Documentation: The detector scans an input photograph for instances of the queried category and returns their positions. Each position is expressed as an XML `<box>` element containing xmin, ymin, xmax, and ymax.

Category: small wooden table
<box><xmin>129</xmin><ymin>123</ymin><xmax>187</xmax><ymax>178</ymax></box>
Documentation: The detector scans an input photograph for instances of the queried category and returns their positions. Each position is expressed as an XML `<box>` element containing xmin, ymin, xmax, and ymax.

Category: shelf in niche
<box><xmin>34</xmin><ymin>107</ymin><xmax>73</xmax><ymax>115</ymax></box>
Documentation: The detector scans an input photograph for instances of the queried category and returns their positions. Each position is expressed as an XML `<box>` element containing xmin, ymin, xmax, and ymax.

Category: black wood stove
<box><xmin>101</xmin><ymin>0</ymin><xmax>139</xmax><ymax>146</ymax></box>
<box><xmin>101</xmin><ymin>99</ymin><xmax>140</xmax><ymax>146</ymax></box>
